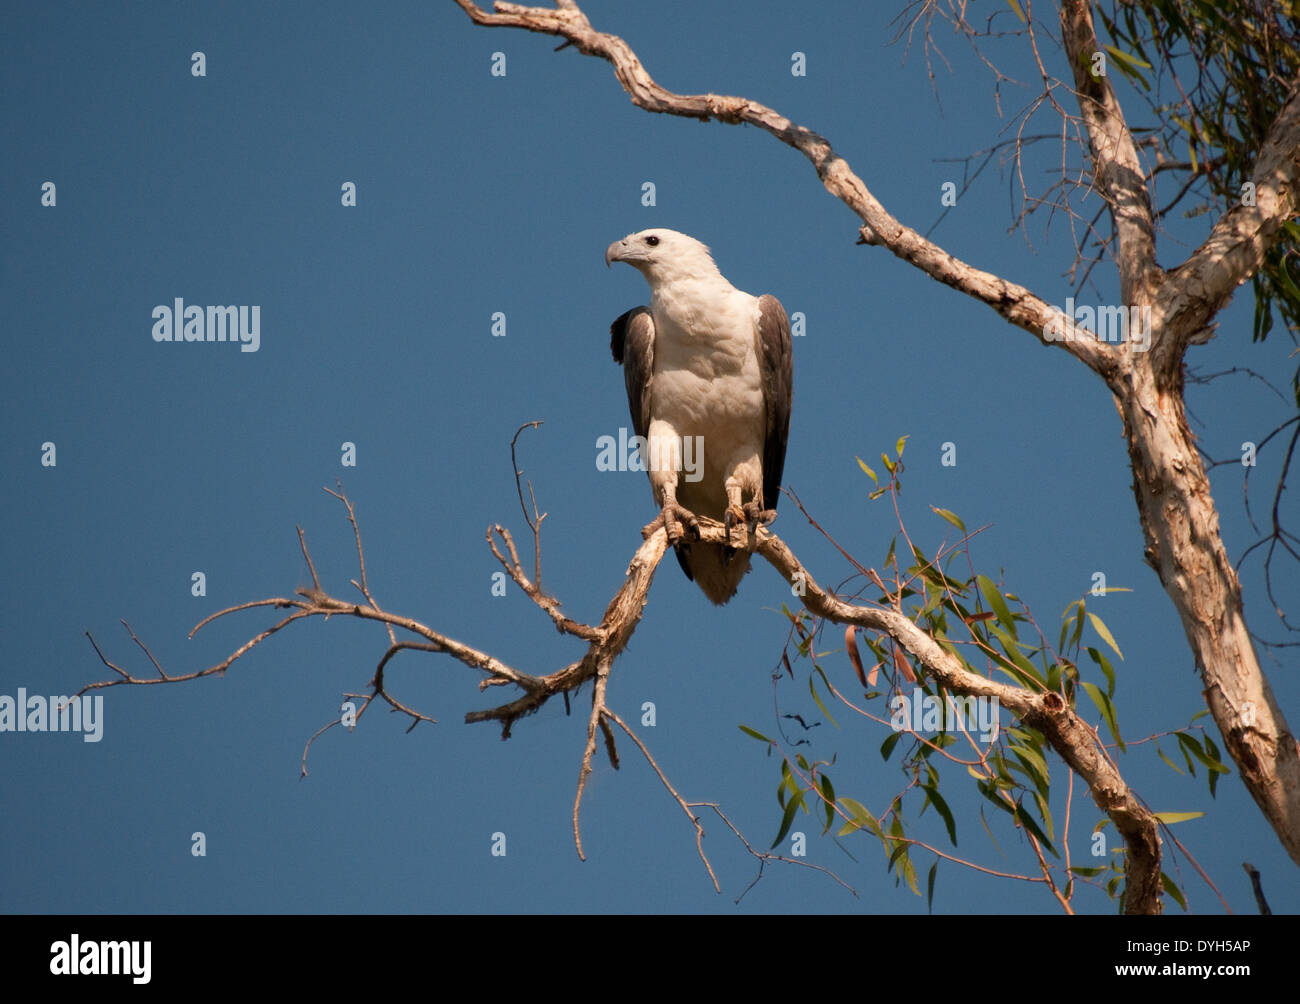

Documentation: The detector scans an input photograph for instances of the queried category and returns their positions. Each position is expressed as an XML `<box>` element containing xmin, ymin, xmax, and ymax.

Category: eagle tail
<box><xmin>681</xmin><ymin>543</ymin><xmax>751</xmax><ymax>605</ymax></box>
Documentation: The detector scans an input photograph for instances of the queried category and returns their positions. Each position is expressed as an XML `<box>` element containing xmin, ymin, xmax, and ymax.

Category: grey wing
<box><xmin>612</xmin><ymin>306</ymin><xmax>693</xmax><ymax>583</ymax></box>
<box><xmin>610</xmin><ymin>306</ymin><xmax>654</xmax><ymax>442</ymax></box>
<box><xmin>757</xmin><ymin>294</ymin><xmax>793</xmax><ymax>512</ymax></box>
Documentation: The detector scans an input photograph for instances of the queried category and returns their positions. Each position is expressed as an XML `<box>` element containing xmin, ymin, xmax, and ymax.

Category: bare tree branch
<box><xmin>509</xmin><ymin>421</ymin><xmax>547</xmax><ymax>588</ymax></box>
<box><xmin>1151</xmin><ymin>74</ymin><xmax>1300</xmax><ymax>377</ymax></box>
<box><xmin>83</xmin><ymin>479</ymin><xmax>1163</xmax><ymax>909</ymax></box>
<box><xmin>452</xmin><ymin>0</ymin><xmax>1119</xmax><ymax>377</ymax></box>
<box><xmin>1059</xmin><ymin>0</ymin><xmax>1160</xmax><ymax>305</ymax></box>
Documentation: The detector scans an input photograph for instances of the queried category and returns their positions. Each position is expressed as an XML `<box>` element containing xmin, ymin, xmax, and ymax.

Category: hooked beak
<box><xmin>604</xmin><ymin>239</ymin><xmax>627</xmax><ymax>268</ymax></box>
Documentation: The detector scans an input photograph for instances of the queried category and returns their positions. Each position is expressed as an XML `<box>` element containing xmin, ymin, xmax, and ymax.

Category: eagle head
<box><xmin>605</xmin><ymin>228</ymin><xmax>719</xmax><ymax>286</ymax></box>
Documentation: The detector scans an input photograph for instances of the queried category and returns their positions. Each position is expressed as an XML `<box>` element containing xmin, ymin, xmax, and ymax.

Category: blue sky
<box><xmin>2</xmin><ymin>1</ymin><xmax>1296</xmax><ymax>914</ymax></box>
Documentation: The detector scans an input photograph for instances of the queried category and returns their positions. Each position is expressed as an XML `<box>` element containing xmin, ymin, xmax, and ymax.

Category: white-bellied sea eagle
<box><xmin>606</xmin><ymin>228</ymin><xmax>793</xmax><ymax>604</ymax></box>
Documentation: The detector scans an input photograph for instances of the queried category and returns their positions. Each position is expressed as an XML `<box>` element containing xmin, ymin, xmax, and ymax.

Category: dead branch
<box><xmin>451</xmin><ymin>0</ymin><xmax>1117</xmax><ymax>376</ymax></box>
<box><xmin>82</xmin><ymin>477</ymin><xmax>1163</xmax><ymax>911</ymax></box>
<box><xmin>509</xmin><ymin>420</ymin><xmax>547</xmax><ymax>588</ymax></box>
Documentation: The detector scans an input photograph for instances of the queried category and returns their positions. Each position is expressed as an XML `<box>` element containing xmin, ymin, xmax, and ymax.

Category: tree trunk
<box><xmin>1117</xmin><ymin>354</ymin><xmax>1300</xmax><ymax>865</ymax></box>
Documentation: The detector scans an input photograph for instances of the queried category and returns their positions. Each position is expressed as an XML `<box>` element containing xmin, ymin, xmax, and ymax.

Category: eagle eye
<box><xmin>645</xmin><ymin>235</ymin><xmax>660</xmax><ymax>247</ymax></box>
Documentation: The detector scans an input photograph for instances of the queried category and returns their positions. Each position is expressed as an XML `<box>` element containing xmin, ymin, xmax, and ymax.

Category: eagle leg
<box><xmin>723</xmin><ymin>482</ymin><xmax>761</xmax><ymax>566</ymax></box>
<box><xmin>642</xmin><ymin>497</ymin><xmax>701</xmax><ymax>546</ymax></box>
<box><xmin>721</xmin><ymin>498</ymin><xmax>774</xmax><ymax>566</ymax></box>
<box><xmin>741</xmin><ymin>499</ymin><xmax>777</xmax><ymax>527</ymax></box>
<box><xmin>720</xmin><ymin>504</ymin><xmax>745</xmax><ymax>566</ymax></box>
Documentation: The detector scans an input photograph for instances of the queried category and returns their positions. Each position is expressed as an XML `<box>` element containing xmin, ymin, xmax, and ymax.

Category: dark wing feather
<box><xmin>757</xmin><ymin>295</ymin><xmax>793</xmax><ymax>512</ymax></box>
<box><xmin>673</xmin><ymin>546</ymin><xmax>695</xmax><ymax>581</ymax></box>
<box><xmin>610</xmin><ymin>306</ymin><xmax>654</xmax><ymax>442</ymax></box>
<box><xmin>613</xmin><ymin>307</ymin><xmax>690</xmax><ymax>576</ymax></box>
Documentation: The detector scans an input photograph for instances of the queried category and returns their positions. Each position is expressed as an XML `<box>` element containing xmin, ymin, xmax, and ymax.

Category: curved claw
<box><xmin>742</xmin><ymin>500</ymin><xmax>778</xmax><ymax>526</ymax></box>
<box><xmin>724</xmin><ymin>503</ymin><xmax>747</xmax><ymax>546</ymax></box>
<box><xmin>643</xmin><ymin>499</ymin><xmax>701</xmax><ymax>545</ymax></box>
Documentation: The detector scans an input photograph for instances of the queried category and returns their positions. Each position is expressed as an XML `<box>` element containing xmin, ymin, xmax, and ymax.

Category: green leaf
<box><xmin>1086</xmin><ymin>646</ymin><xmax>1116</xmax><ymax>698</ymax></box>
<box><xmin>819</xmin><ymin>774</ymin><xmax>836</xmax><ymax>832</ymax></box>
<box><xmin>926</xmin><ymin>861</ymin><xmax>938</xmax><ymax>913</ymax></box>
<box><xmin>1156</xmin><ymin>744</ymin><xmax>1185</xmax><ymax>775</ymax></box>
<box><xmin>1105</xmin><ymin>44</ymin><xmax>1153</xmax><ymax>70</ymax></box>
<box><xmin>836</xmin><ymin>796</ymin><xmax>882</xmax><ymax>839</ymax></box>
<box><xmin>1253</xmin><ymin>280</ymin><xmax>1274</xmax><ymax>341</ymax></box>
<box><xmin>856</xmin><ymin>456</ymin><xmax>878</xmax><ymax>484</ymax></box>
<box><xmin>1080</xmin><ymin>681</ymin><xmax>1125</xmax><ymax>750</ymax></box>
<box><xmin>880</xmin><ymin>730</ymin><xmax>903</xmax><ymax>761</ymax></box>
<box><xmin>1204</xmin><ymin>735</ymin><xmax>1227</xmax><ymax>798</ymax></box>
<box><xmin>924</xmin><ymin>785</ymin><xmax>958</xmax><ymax>845</ymax></box>
<box><xmin>1102</xmin><ymin>44</ymin><xmax>1151</xmax><ymax>89</ymax></box>
<box><xmin>1161</xmin><ymin>872</ymin><xmax>1188</xmax><ymax>911</ymax></box>
<box><xmin>977</xmin><ymin>779</ymin><xmax>1016</xmax><ymax>816</ymax></box>
<box><xmin>895</xmin><ymin>435</ymin><xmax>909</xmax><ymax>457</ymax></box>
<box><xmin>990</xmin><ymin>625</ymin><xmax>1046</xmax><ymax>689</ymax></box>
<box><xmin>1087</xmin><ymin>611</ymin><xmax>1124</xmax><ymax>660</ymax></box>
<box><xmin>1033</xmin><ymin>791</ymin><xmax>1055</xmax><ymax>842</ymax></box>
<box><xmin>978</xmin><ymin>574</ymin><xmax>1016</xmax><ymax>635</ymax></box>
<box><xmin>978</xmin><ymin>805</ymin><xmax>1002</xmax><ymax>854</ymax></box>
<box><xmin>1070</xmin><ymin>600</ymin><xmax>1086</xmax><ymax>649</ymax></box>
<box><xmin>1176</xmin><ymin>732</ymin><xmax>1230</xmax><ymax>775</ymax></box>
<box><xmin>1153</xmin><ymin>811</ymin><xmax>1204</xmax><ymax>824</ymax></box>
<box><xmin>888</xmin><ymin>817</ymin><xmax>920</xmax><ymax>896</ymax></box>
<box><xmin>779</xmin><ymin>759</ymin><xmax>796</xmax><ymax>804</ymax></box>
<box><xmin>1013</xmin><ymin>802</ymin><xmax>1057</xmax><ymax>856</ymax></box>
<box><xmin>809</xmin><ymin>667</ymin><xmax>840</xmax><ymax>729</ymax></box>
<box><xmin>1275</xmin><ymin>250</ymin><xmax>1300</xmax><ymax>300</ymax></box>
<box><xmin>1010</xmin><ymin>742</ymin><xmax>1050</xmax><ymax>797</ymax></box>
<box><xmin>739</xmin><ymin>724</ymin><xmax>773</xmax><ymax>744</ymax></box>
<box><xmin>772</xmin><ymin>792</ymin><xmax>803</xmax><ymax>848</ymax></box>
<box><xmin>932</xmin><ymin>507</ymin><xmax>966</xmax><ymax>533</ymax></box>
